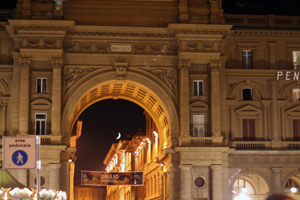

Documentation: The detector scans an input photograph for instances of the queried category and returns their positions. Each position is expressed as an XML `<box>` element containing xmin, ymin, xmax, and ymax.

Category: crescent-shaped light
<box><xmin>116</xmin><ymin>132</ymin><xmax>121</xmax><ymax>140</ymax></box>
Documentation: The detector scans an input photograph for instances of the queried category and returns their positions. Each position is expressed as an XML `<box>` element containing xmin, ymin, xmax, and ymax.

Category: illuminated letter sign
<box><xmin>277</xmin><ymin>71</ymin><xmax>300</xmax><ymax>80</ymax></box>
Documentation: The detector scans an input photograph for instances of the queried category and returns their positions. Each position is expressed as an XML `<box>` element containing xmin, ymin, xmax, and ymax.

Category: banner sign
<box><xmin>81</xmin><ymin>171</ymin><xmax>144</xmax><ymax>186</ymax></box>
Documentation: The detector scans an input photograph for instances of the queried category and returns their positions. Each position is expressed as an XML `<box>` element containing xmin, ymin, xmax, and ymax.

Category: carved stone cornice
<box><xmin>12</xmin><ymin>26</ymin><xmax>71</xmax><ymax>35</ymax></box>
<box><xmin>19</xmin><ymin>56</ymin><xmax>32</xmax><ymax>68</ymax></box>
<box><xmin>21</xmin><ymin>36</ymin><xmax>64</xmax><ymax>49</ymax></box>
<box><xmin>51</xmin><ymin>56</ymin><xmax>63</xmax><ymax>69</ymax></box>
<box><xmin>63</xmin><ymin>41</ymin><xmax>178</xmax><ymax>55</ymax></box>
<box><xmin>179</xmin><ymin>40</ymin><xmax>220</xmax><ymax>52</ymax></box>
<box><xmin>68</xmin><ymin>31</ymin><xmax>171</xmax><ymax>38</ymax></box>
<box><xmin>178</xmin><ymin>59</ymin><xmax>191</xmax><ymax>71</ymax></box>
<box><xmin>168</xmin><ymin>24</ymin><xmax>232</xmax><ymax>39</ymax></box>
<box><xmin>64</xmin><ymin>67</ymin><xmax>94</xmax><ymax>91</ymax></box>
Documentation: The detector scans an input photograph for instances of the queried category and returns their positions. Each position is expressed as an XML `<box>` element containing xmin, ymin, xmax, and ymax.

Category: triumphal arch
<box><xmin>1</xmin><ymin>0</ymin><xmax>300</xmax><ymax>199</ymax></box>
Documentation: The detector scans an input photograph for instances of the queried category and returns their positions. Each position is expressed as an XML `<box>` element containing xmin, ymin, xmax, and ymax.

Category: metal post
<box><xmin>36</xmin><ymin>136</ymin><xmax>41</xmax><ymax>200</ymax></box>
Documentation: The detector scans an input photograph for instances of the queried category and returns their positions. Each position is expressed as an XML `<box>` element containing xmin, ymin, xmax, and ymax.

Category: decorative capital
<box><xmin>209</xmin><ymin>57</ymin><xmax>226</xmax><ymax>71</ymax></box>
<box><xmin>51</xmin><ymin>56</ymin><xmax>63</xmax><ymax>69</ymax></box>
<box><xmin>19</xmin><ymin>56</ymin><xmax>32</xmax><ymax>68</ymax></box>
<box><xmin>113</xmin><ymin>62</ymin><xmax>129</xmax><ymax>80</ymax></box>
<box><xmin>178</xmin><ymin>59</ymin><xmax>191</xmax><ymax>71</ymax></box>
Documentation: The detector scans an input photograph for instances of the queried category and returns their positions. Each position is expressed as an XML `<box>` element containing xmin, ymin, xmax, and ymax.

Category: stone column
<box><xmin>17</xmin><ymin>169</ymin><xmax>27</xmax><ymax>186</ymax></box>
<box><xmin>271</xmin><ymin>81</ymin><xmax>279</xmax><ymax>141</ymax></box>
<box><xmin>178</xmin><ymin>59</ymin><xmax>191</xmax><ymax>139</ymax></box>
<box><xmin>209</xmin><ymin>61</ymin><xmax>222</xmax><ymax>137</ymax></box>
<box><xmin>179</xmin><ymin>164</ymin><xmax>192</xmax><ymax>200</ymax></box>
<box><xmin>211</xmin><ymin>164</ymin><xmax>223</xmax><ymax>200</ymax></box>
<box><xmin>18</xmin><ymin>56</ymin><xmax>31</xmax><ymax>135</ymax></box>
<box><xmin>271</xmin><ymin>168</ymin><xmax>282</xmax><ymax>193</ymax></box>
<box><xmin>49</xmin><ymin>163</ymin><xmax>62</xmax><ymax>190</ymax></box>
<box><xmin>51</xmin><ymin>57</ymin><xmax>63</xmax><ymax>135</ymax></box>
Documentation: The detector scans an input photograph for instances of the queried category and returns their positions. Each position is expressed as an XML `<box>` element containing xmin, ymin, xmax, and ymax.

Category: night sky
<box><xmin>75</xmin><ymin>99</ymin><xmax>145</xmax><ymax>181</ymax></box>
<box><xmin>1</xmin><ymin>0</ymin><xmax>300</xmax><ymax>16</ymax></box>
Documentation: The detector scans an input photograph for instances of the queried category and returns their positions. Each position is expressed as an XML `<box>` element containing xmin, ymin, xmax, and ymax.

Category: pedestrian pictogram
<box><xmin>12</xmin><ymin>150</ymin><xmax>28</xmax><ymax>166</ymax></box>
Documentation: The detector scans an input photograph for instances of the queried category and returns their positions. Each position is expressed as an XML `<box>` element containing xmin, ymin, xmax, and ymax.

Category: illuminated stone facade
<box><xmin>0</xmin><ymin>0</ymin><xmax>300</xmax><ymax>200</ymax></box>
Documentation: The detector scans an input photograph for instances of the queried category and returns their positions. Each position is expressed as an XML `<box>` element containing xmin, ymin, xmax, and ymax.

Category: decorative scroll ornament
<box><xmin>178</xmin><ymin>59</ymin><xmax>191</xmax><ymax>71</ymax></box>
<box><xmin>143</xmin><ymin>68</ymin><xmax>177</xmax><ymax>95</ymax></box>
<box><xmin>65</xmin><ymin>68</ymin><xmax>94</xmax><ymax>90</ymax></box>
<box><xmin>113</xmin><ymin>62</ymin><xmax>129</xmax><ymax>80</ymax></box>
<box><xmin>19</xmin><ymin>56</ymin><xmax>32</xmax><ymax>68</ymax></box>
<box><xmin>51</xmin><ymin>56</ymin><xmax>63</xmax><ymax>69</ymax></box>
<box><xmin>157</xmin><ymin>69</ymin><xmax>176</xmax><ymax>93</ymax></box>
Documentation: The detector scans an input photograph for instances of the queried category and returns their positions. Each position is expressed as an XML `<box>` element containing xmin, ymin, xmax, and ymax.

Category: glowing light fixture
<box><xmin>290</xmin><ymin>187</ymin><xmax>297</xmax><ymax>193</ymax></box>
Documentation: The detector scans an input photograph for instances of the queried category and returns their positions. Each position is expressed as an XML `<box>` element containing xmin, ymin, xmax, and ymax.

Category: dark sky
<box><xmin>1</xmin><ymin>0</ymin><xmax>300</xmax><ymax>16</ymax></box>
<box><xmin>74</xmin><ymin>99</ymin><xmax>145</xmax><ymax>181</ymax></box>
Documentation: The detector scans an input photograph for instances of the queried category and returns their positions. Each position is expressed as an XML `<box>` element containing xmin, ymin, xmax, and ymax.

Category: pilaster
<box><xmin>211</xmin><ymin>164</ymin><xmax>223</xmax><ymax>200</ymax></box>
<box><xmin>178</xmin><ymin>59</ymin><xmax>191</xmax><ymax>141</ymax></box>
<box><xmin>179</xmin><ymin>164</ymin><xmax>192</xmax><ymax>200</ymax></box>
<box><xmin>18</xmin><ymin>56</ymin><xmax>31</xmax><ymax>135</ymax></box>
<box><xmin>51</xmin><ymin>56</ymin><xmax>63</xmax><ymax>135</ymax></box>
<box><xmin>209</xmin><ymin>59</ymin><xmax>225</xmax><ymax>139</ymax></box>
<box><xmin>49</xmin><ymin>163</ymin><xmax>62</xmax><ymax>190</ymax></box>
<box><xmin>271</xmin><ymin>81</ymin><xmax>280</xmax><ymax>142</ymax></box>
<box><xmin>271</xmin><ymin>168</ymin><xmax>283</xmax><ymax>193</ymax></box>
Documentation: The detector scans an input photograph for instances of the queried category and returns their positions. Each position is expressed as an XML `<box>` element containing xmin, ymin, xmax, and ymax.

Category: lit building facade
<box><xmin>0</xmin><ymin>0</ymin><xmax>300</xmax><ymax>200</ymax></box>
<box><xmin>104</xmin><ymin>112</ymin><xmax>161</xmax><ymax>200</ymax></box>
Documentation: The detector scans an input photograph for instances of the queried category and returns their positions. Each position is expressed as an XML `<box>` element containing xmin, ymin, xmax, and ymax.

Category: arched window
<box><xmin>284</xmin><ymin>176</ymin><xmax>300</xmax><ymax>193</ymax></box>
<box><xmin>233</xmin><ymin>178</ymin><xmax>256</xmax><ymax>196</ymax></box>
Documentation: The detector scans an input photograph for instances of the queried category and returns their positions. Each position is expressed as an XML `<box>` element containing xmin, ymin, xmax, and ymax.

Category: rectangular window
<box><xmin>36</xmin><ymin>78</ymin><xmax>47</xmax><ymax>94</ymax></box>
<box><xmin>193</xmin><ymin>115</ymin><xmax>205</xmax><ymax>137</ymax></box>
<box><xmin>292</xmin><ymin>51</ymin><xmax>300</xmax><ymax>70</ymax></box>
<box><xmin>242</xmin><ymin>50</ymin><xmax>253</xmax><ymax>69</ymax></box>
<box><xmin>242</xmin><ymin>119</ymin><xmax>255</xmax><ymax>141</ymax></box>
<box><xmin>243</xmin><ymin>88</ymin><xmax>253</xmax><ymax>101</ymax></box>
<box><xmin>293</xmin><ymin>119</ymin><xmax>300</xmax><ymax>140</ymax></box>
<box><xmin>293</xmin><ymin>88</ymin><xmax>300</xmax><ymax>101</ymax></box>
<box><xmin>193</xmin><ymin>80</ymin><xmax>204</xmax><ymax>96</ymax></box>
<box><xmin>35</xmin><ymin>113</ymin><xmax>46</xmax><ymax>135</ymax></box>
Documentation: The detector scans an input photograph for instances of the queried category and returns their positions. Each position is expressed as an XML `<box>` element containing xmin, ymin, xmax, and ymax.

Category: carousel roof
<box><xmin>0</xmin><ymin>169</ymin><xmax>25</xmax><ymax>188</ymax></box>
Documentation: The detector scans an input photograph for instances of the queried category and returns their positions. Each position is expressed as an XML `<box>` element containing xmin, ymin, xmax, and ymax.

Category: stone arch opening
<box><xmin>62</xmin><ymin>70</ymin><xmax>179</xmax><ymax>149</ymax></box>
<box><xmin>230</xmin><ymin>172</ymin><xmax>270</xmax><ymax>200</ymax></box>
<box><xmin>283</xmin><ymin>172</ymin><xmax>300</xmax><ymax>197</ymax></box>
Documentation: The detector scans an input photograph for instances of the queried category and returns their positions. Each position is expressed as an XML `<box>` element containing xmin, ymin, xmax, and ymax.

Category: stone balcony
<box><xmin>224</xmin><ymin>13</ymin><xmax>300</xmax><ymax>29</ymax></box>
<box><xmin>230</xmin><ymin>140</ymin><xmax>300</xmax><ymax>150</ymax></box>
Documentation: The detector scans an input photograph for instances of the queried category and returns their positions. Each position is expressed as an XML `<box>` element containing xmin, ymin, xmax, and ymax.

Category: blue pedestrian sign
<box><xmin>12</xmin><ymin>150</ymin><xmax>28</xmax><ymax>166</ymax></box>
<box><xmin>3</xmin><ymin>137</ymin><xmax>36</xmax><ymax>169</ymax></box>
